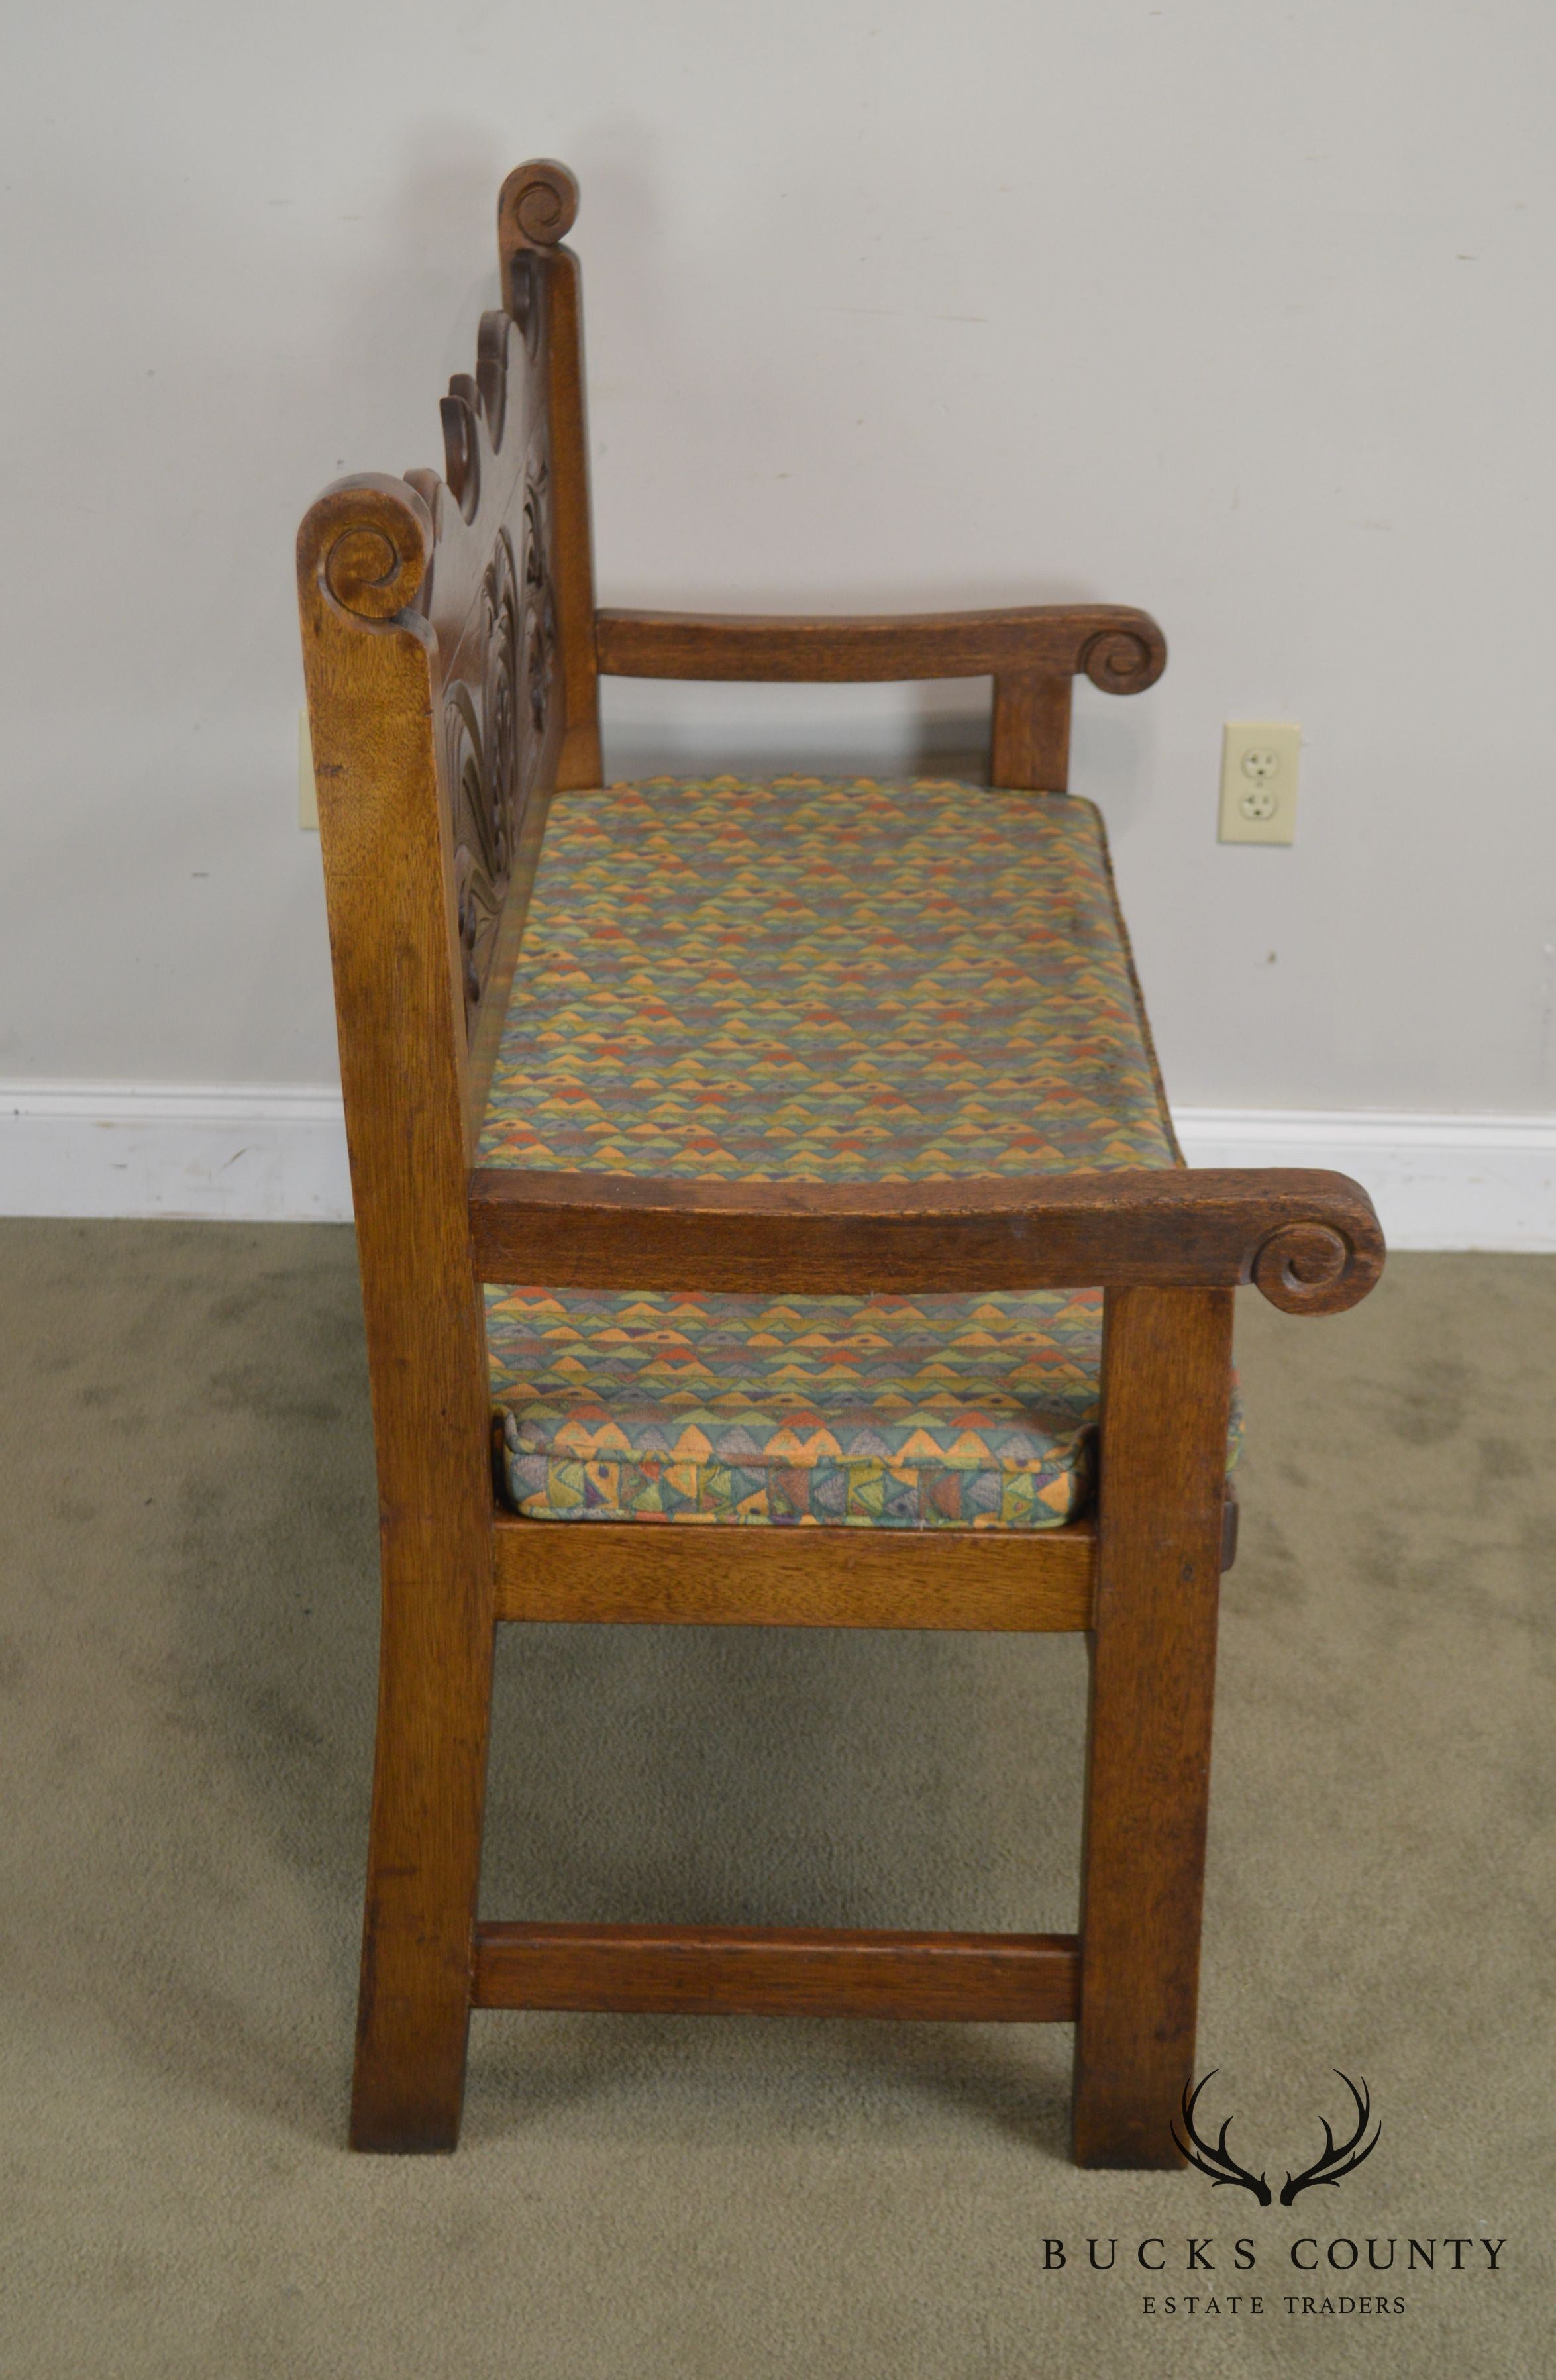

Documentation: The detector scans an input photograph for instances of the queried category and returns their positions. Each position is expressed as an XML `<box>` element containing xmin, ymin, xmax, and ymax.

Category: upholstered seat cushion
<box><xmin>480</xmin><ymin>776</ymin><xmax>1231</xmax><ymax>1527</ymax></box>
<box><xmin>489</xmin><ymin>1284</ymin><xmax>1121</xmax><ymax>1528</ymax></box>
<box><xmin>478</xmin><ymin>775</ymin><xmax>1175</xmax><ymax>1182</ymax></box>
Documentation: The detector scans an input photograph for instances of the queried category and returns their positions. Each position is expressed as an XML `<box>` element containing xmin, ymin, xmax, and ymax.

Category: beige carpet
<box><xmin>1</xmin><ymin>1222</ymin><xmax>1551</xmax><ymax>2377</ymax></box>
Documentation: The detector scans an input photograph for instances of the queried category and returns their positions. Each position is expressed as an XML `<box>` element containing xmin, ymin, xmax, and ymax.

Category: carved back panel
<box><xmin>298</xmin><ymin>158</ymin><xmax>599</xmax><ymax>1153</ymax></box>
<box><xmin>408</xmin><ymin>299</ymin><xmax>560</xmax><ymax>1051</ymax></box>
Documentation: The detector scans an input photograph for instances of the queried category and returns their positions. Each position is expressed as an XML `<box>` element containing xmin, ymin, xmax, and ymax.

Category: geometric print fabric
<box><xmin>480</xmin><ymin>778</ymin><xmax>1221</xmax><ymax>1529</ymax></box>
<box><xmin>488</xmin><ymin>1284</ymin><xmax>1115</xmax><ymax>1529</ymax></box>
<box><xmin>479</xmin><ymin>777</ymin><xmax>1178</xmax><ymax>1182</ymax></box>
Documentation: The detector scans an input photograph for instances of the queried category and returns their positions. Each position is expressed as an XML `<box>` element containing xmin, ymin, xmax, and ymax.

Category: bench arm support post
<box><xmin>592</xmin><ymin>604</ymin><xmax>1167</xmax><ymax>791</ymax></box>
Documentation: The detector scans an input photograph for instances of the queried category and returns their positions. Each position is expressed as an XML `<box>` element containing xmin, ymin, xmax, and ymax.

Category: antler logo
<box><xmin>1174</xmin><ymin>2071</ymin><xmax>1381</xmax><ymax>2207</ymax></box>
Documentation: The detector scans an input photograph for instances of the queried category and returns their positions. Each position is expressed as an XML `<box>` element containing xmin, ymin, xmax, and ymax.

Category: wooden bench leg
<box><xmin>1072</xmin><ymin>1286</ymin><xmax>1234</xmax><ymax>2167</ymax></box>
<box><xmin>350</xmin><ymin>1524</ymin><xmax>495</xmax><ymax>2153</ymax></box>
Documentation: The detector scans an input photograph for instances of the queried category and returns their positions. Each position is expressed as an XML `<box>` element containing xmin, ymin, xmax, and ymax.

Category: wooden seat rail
<box><xmin>493</xmin><ymin>1510</ymin><xmax>1095</xmax><ymax>1630</ymax></box>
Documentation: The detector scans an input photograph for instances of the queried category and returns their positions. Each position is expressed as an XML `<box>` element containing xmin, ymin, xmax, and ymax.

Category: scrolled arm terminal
<box><xmin>299</xmin><ymin>474</ymin><xmax>433</xmax><ymax>624</ymax></box>
<box><xmin>1080</xmin><ymin>623</ymin><xmax>1164</xmax><ymax>696</ymax></box>
<box><xmin>1251</xmin><ymin>1221</ymin><xmax>1357</xmax><ymax>1314</ymax></box>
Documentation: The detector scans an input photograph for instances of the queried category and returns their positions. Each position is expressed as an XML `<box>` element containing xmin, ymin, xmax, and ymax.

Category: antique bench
<box><xmin>297</xmin><ymin>158</ymin><xmax>1384</xmax><ymax>2161</ymax></box>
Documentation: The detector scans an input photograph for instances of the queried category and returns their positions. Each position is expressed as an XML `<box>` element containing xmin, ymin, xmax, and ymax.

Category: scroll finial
<box><xmin>1080</xmin><ymin>621</ymin><xmax>1167</xmax><ymax>697</ymax></box>
<box><xmin>299</xmin><ymin>474</ymin><xmax>433</xmax><ymax>623</ymax></box>
<box><xmin>498</xmin><ymin>158</ymin><xmax>580</xmax><ymax>255</ymax></box>
<box><xmin>1253</xmin><ymin>1221</ymin><xmax>1360</xmax><ymax>1314</ymax></box>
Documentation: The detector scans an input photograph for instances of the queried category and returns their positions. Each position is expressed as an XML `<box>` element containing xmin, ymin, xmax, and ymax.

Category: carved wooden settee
<box><xmin>297</xmin><ymin>160</ymin><xmax>1384</xmax><ymax>2162</ymax></box>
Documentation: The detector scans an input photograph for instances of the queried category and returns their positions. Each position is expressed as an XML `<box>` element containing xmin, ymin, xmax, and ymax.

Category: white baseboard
<box><xmin>0</xmin><ymin>1083</ymin><xmax>354</xmax><ymax>1223</ymax></box>
<box><xmin>1</xmin><ymin>1083</ymin><xmax>1553</xmax><ymax>1250</ymax></box>
<box><xmin>1173</xmin><ymin>1108</ymin><xmax>1556</xmax><ymax>1252</ymax></box>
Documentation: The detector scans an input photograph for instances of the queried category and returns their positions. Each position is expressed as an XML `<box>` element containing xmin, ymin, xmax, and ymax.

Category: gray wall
<box><xmin>3</xmin><ymin>0</ymin><xmax>1552</xmax><ymax>1114</ymax></box>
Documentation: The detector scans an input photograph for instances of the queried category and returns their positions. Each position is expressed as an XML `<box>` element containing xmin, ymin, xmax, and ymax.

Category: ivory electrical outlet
<box><xmin>299</xmin><ymin>709</ymin><xmax>319</xmax><ymax>831</ymax></box>
<box><xmin>1219</xmin><ymin>719</ymin><xmax>1299</xmax><ymax>845</ymax></box>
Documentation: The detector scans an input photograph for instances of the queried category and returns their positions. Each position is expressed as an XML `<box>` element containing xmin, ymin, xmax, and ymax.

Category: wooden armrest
<box><xmin>468</xmin><ymin>1166</ymin><xmax>1384</xmax><ymax>1313</ymax></box>
<box><xmin>594</xmin><ymin>603</ymin><xmax>1165</xmax><ymax>692</ymax></box>
<box><xmin>593</xmin><ymin>602</ymin><xmax>1165</xmax><ymax>791</ymax></box>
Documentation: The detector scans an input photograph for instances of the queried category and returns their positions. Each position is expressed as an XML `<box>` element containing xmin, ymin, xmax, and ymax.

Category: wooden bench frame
<box><xmin>297</xmin><ymin>160</ymin><xmax>1385</xmax><ymax>2163</ymax></box>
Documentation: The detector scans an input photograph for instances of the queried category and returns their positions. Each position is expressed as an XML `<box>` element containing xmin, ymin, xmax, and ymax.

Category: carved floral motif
<box><xmin>446</xmin><ymin>468</ymin><xmax>556</xmax><ymax>1033</ymax></box>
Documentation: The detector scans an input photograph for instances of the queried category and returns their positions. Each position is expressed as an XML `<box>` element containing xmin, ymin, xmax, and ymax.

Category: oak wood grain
<box><xmin>297</xmin><ymin>478</ymin><xmax>497</xmax><ymax>2154</ymax></box>
<box><xmin>594</xmin><ymin>603</ymin><xmax>1165</xmax><ymax>693</ymax></box>
<box><xmin>468</xmin><ymin>1165</ymin><xmax>1386</xmax><ymax>1312</ymax></box>
<box><xmin>991</xmin><ymin>667</ymin><xmax>1073</xmax><ymax>791</ymax></box>
<box><xmin>492</xmin><ymin>1512</ymin><xmax>1095</xmax><ymax>1630</ymax></box>
<box><xmin>398</xmin><ymin>296</ymin><xmax>566</xmax><ymax>1144</ymax></box>
<box><xmin>460</xmin><ymin>779</ymin><xmax>558</xmax><ymax>1149</ymax></box>
<box><xmin>299</xmin><ymin>154</ymin><xmax>1386</xmax><ymax>2166</ymax></box>
<box><xmin>471</xmin><ymin>1923</ymin><xmax>1080</xmax><ymax>2021</ymax></box>
<box><xmin>295</xmin><ymin>160</ymin><xmax>594</xmax><ymax>2147</ymax></box>
<box><xmin>499</xmin><ymin>163</ymin><xmax>603</xmax><ymax>792</ymax></box>
<box><xmin>1072</xmin><ymin>1286</ymin><xmax>1235</xmax><ymax>2167</ymax></box>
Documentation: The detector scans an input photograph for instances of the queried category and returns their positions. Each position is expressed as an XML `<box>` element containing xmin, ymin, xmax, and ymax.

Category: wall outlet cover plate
<box><xmin>1219</xmin><ymin>719</ymin><xmax>1299</xmax><ymax>845</ymax></box>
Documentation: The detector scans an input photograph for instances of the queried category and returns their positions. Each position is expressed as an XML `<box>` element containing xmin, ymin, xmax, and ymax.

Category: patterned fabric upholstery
<box><xmin>488</xmin><ymin>1284</ymin><xmax>1117</xmax><ymax>1529</ymax></box>
<box><xmin>480</xmin><ymin>776</ymin><xmax>1229</xmax><ymax>1529</ymax></box>
<box><xmin>479</xmin><ymin>776</ymin><xmax>1175</xmax><ymax>1182</ymax></box>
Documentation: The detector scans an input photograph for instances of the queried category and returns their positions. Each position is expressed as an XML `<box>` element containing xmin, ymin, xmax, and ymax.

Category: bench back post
<box><xmin>295</xmin><ymin>478</ymin><xmax>497</xmax><ymax>2148</ymax></box>
<box><xmin>497</xmin><ymin>161</ymin><xmax>602</xmax><ymax>792</ymax></box>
